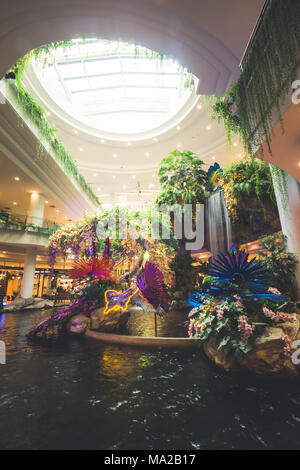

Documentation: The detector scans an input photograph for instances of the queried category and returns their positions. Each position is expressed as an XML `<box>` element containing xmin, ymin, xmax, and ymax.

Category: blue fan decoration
<box><xmin>188</xmin><ymin>249</ymin><xmax>284</xmax><ymax>308</ymax></box>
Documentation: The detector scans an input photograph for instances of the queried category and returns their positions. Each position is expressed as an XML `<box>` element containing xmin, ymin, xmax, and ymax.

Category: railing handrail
<box><xmin>240</xmin><ymin>0</ymin><xmax>271</xmax><ymax>70</ymax></box>
<box><xmin>0</xmin><ymin>213</ymin><xmax>60</xmax><ymax>234</ymax></box>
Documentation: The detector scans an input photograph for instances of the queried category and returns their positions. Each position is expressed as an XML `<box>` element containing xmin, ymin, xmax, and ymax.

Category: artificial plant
<box><xmin>188</xmin><ymin>249</ymin><xmax>297</xmax><ymax>357</ymax></box>
<box><xmin>257</xmin><ymin>233</ymin><xmax>299</xmax><ymax>302</ymax></box>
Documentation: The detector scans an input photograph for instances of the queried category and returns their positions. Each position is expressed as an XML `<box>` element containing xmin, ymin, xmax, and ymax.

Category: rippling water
<box><xmin>1</xmin><ymin>309</ymin><xmax>300</xmax><ymax>450</ymax></box>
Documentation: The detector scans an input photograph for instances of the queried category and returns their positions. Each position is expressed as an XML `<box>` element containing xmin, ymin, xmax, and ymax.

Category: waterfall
<box><xmin>206</xmin><ymin>190</ymin><xmax>232</xmax><ymax>257</ymax></box>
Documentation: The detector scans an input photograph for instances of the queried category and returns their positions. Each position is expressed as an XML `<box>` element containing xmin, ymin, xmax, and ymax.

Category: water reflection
<box><xmin>1</xmin><ymin>309</ymin><xmax>300</xmax><ymax>450</ymax></box>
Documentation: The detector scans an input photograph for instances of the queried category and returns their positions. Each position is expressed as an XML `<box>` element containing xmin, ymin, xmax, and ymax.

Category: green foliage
<box><xmin>221</xmin><ymin>158</ymin><xmax>280</xmax><ymax>241</ymax></box>
<box><xmin>6</xmin><ymin>40</ymin><xmax>99</xmax><ymax>207</ymax></box>
<box><xmin>270</xmin><ymin>165</ymin><xmax>289</xmax><ymax>210</ymax></box>
<box><xmin>257</xmin><ymin>233</ymin><xmax>299</xmax><ymax>302</ymax></box>
<box><xmin>189</xmin><ymin>283</ymin><xmax>296</xmax><ymax>357</ymax></box>
<box><xmin>170</xmin><ymin>251</ymin><xmax>196</xmax><ymax>297</ymax></box>
<box><xmin>208</xmin><ymin>0</ymin><xmax>300</xmax><ymax>155</ymax></box>
<box><xmin>210</xmin><ymin>83</ymin><xmax>241</xmax><ymax>146</ymax></box>
<box><xmin>156</xmin><ymin>150</ymin><xmax>206</xmax><ymax>206</ymax></box>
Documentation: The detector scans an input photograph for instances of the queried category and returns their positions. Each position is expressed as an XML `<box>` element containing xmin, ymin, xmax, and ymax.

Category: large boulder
<box><xmin>90</xmin><ymin>307</ymin><xmax>130</xmax><ymax>332</ymax></box>
<box><xmin>67</xmin><ymin>314</ymin><xmax>91</xmax><ymax>335</ymax></box>
<box><xmin>1</xmin><ymin>297</ymin><xmax>54</xmax><ymax>312</ymax></box>
<box><xmin>203</xmin><ymin>314</ymin><xmax>300</xmax><ymax>378</ymax></box>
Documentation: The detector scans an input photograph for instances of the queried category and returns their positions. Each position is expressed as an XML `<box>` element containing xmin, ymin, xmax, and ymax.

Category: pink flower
<box><xmin>216</xmin><ymin>306</ymin><xmax>225</xmax><ymax>320</ymax></box>
<box><xmin>235</xmin><ymin>300</ymin><xmax>244</xmax><ymax>308</ymax></box>
<box><xmin>238</xmin><ymin>315</ymin><xmax>255</xmax><ymax>342</ymax></box>
<box><xmin>263</xmin><ymin>307</ymin><xmax>277</xmax><ymax>320</ymax></box>
<box><xmin>268</xmin><ymin>287</ymin><xmax>281</xmax><ymax>295</ymax></box>
<box><xmin>276</xmin><ymin>312</ymin><xmax>296</xmax><ymax>323</ymax></box>
<box><xmin>282</xmin><ymin>334</ymin><xmax>292</xmax><ymax>357</ymax></box>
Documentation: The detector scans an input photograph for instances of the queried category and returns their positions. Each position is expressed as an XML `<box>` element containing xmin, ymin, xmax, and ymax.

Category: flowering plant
<box><xmin>188</xmin><ymin>285</ymin><xmax>296</xmax><ymax>356</ymax></box>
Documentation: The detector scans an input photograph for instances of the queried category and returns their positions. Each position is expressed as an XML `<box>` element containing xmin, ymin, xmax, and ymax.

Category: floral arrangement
<box><xmin>188</xmin><ymin>249</ymin><xmax>296</xmax><ymax>356</ymax></box>
<box><xmin>48</xmin><ymin>217</ymin><xmax>99</xmax><ymax>267</ymax></box>
<box><xmin>188</xmin><ymin>290</ymin><xmax>295</xmax><ymax>356</ymax></box>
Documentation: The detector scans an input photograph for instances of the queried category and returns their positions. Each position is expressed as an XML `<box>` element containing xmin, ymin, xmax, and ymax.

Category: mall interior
<box><xmin>1</xmin><ymin>0</ymin><xmax>300</xmax><ymax>451</ymax></box>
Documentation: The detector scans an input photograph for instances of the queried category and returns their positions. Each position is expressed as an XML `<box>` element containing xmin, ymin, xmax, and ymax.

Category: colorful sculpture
<box><xmin>205</xmin><ymin>162</ymin><xmax>223</xmax><ymax>192</ymax></box>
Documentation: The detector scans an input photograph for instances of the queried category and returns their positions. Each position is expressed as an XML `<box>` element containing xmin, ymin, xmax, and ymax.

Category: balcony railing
<box><xmin>0</xmin><ymin>213</ymin><xmax>60</xmax><ymax>236</ymax></box>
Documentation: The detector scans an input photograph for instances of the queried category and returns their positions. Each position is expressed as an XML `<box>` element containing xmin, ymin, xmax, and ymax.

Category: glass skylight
<box><xmin>34</xmin><ymin>39</ymin><xmax>196</xmax><ymax>135</ymax></box>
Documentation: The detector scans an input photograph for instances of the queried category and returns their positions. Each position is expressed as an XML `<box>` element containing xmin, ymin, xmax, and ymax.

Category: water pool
<box><xmin>1</xmin><ymin>309</ymin><xmax>300</xmax><ymax>450</ymax></box>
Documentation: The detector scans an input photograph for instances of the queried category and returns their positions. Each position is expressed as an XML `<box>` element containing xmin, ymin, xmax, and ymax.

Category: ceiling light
<box><xmin>14</xmin><ymin>177</ymin><xmax>20</xmax><ymax>181</ymax></box>
<box><xmin>197</xmin><ymin>104</ymin><xmax>202</xmax><ymax>110</ymax></box>
<box><xmin>206</xmin><ymin>125</ymin><xmax>211</xmax><ymax>131</ymax></box>
<box><xmin>153</xmin><ymin>137</ymin><xmax>158</xmax><ymax>142</ymax></box>
<box><xmin>74</xmin><ymin>130</ymin><xmax>78</xmax><ymax>134</ymax></box>
<box><xmin>112</xmin><ymin>175</ymin><xmax>116</xmax><ymax>179</ymax></box>
<box><xmin>132</xmin><ymin>175</ymin><xmax>136</xmax><ymax>179</ymax></box>
<box><xmin>177</xmin><ymin>143</ymin><xmax>181</xmax><ymax>148</ymax></box>
<box><xmin>101</xmin><ymin>139</ymin><xmax>105</xmax><ymax>144</ymax></box>
<box><xmin>93</xmin><ymin>173</ymin><xmax>97</xmax><ymax>177</ymax></box>
<box><xmin>152</xmin><ymin>174</ymin><xmax>155</xmax><ymax>178</ymax></box>
<box><xmin>56</xmin><ymin>210</ymin><xmax>59</xmax><ymax>213</ymax></box>
<box><xmin>149</xmin><ymin>183</ymin><xmax>155</xmax><ymax>189</ymax></box>
<box><xmin>146</xmin><ymin>152</ymin><xmax>150</xmax><ymax>157</ymax></box>
<box><xmin>176</xmin><ymin>125</ymin><xmax>181</xmax><ymax>130</ymax></box>
<box><xmin>211</xmin><ymin>156</ymin><xmax>216</xmax><ymax>161</ymax></box>
<box><xmin>47</xmin><ymin>111</ymin><xmax>51</xmax><ymax>117</ymax></box>
<box><xmin>127</xmin><ymin>142</ymin><xmax>132</xmax><ymax>146</ymax></box>
<box><xmin>45</xmin><ymin>200</ymin><xmax>49</xmax><ymax>204</ymax></box>
<box><xmin>97</xmin><ymin>187</ymin><xmax>101</xmax><ymax>191</ymax></box>
<box><xmin>298</xmin><ymin>162</ymin><xmax>300</xmax><ymax>167</ymax></box>
<box><xmin>122</xmin><ymin>184</ymin><xmax>127</xmax><ymax>189</ymax></box>
<box><xmin>233</xmin><ymin>142</ymin><xmax>238</xmax><ymax>147</ymax></box>
<box><xmin>113</xmin><ymin>153</ymin><xmax>117</xmax><ymax>158</ymax></box>
<box><xmin>79</xmin><ymin>148</ymin><xmax>83</xmax><ymax>152</ymax></box>
<box><xmin>13</xmin><ymin>202</ymin><xmax>17</xmax><ymax>205</ymax></box>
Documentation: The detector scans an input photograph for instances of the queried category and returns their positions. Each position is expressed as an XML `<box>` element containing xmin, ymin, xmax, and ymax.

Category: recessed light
<box><xmin>152</xmin><ymin>174</ymin><xmax>155</xmax><ymax>178</ymax></box>
<box><xmin>153</xmin><ymin>137</ymin><xmax>157</xmax><ymax>142</ymax></box>
<box><xmin>112</xmin><ymin>175</ymin><xmax>116</xmax><ymax>179</ymax></box>
<box><xmin>45</xmin><ymin>200</ymin><xmax>49</xmax><ymax>204</ymax></box>
<box><xmin>127</xmin><ymin>142</ymin><xmax>132</xmax><ymax>146</ymax></box>
<box><xmin>233</xmin><ymin>142</ymin><xmax>238</xmax><ymax>147</ymax></box>
<box><xmin>97</xmin><ymin>187</ymin><xmax>101</xmax><ymax>191</ymax></box>
<box><xmin>93</xmin><ymin>173</ymin><xmax>97</xmax><ymax>177</ymax></box>
<box><xmin>298</xmin><ymin>162</ymin><xmax>300</xmax><ymax>167</ymax></box>
<box><xmin>176</xmin><ymin>125</ymin><xmax>181</xmax><ymax>130</ymax></box>
<box><xmin>47</xmin><ymin>111</ymin><xmax>51</xmax><ymax>117</ymax></box>
<box><xmin>177</xmin><ymin>143</ymin><xmax>181</xmax><ymax>148</ymax></box>
<box><xmin>79</xmin><ymin>148</ymin><xmax>83</xmax><ymax>152</ymax></box>
<box><xmin>113</xmin><ymin>153</ymin><xmax>117</xmax><ymax>158</ymax></box>
<box><xmin>74</xmin><ymin>130</ymin><xmax>78</xmax><ymax>134</ymax></box>
<box><xmin>56</xmin><ymin>210</ymin><xmax>59</xmax><ymax>213</ymax></box>
<box><xmin>146</xmin><ymin>152</ymin><xmax>150</xmax><ymax>157</ymax></box>
<box><xmin>211</xmin><ymin>156</ymin><xmax>216</xmax><ymax>161</ymax></box>
<box><xmin>149</xmin><ymin>183</ymin><xmax>155</xmax><ymax>189</ymax></box>
<box><xmin>206</xmin><ymin>125</ymin><xmax>211</xmax><ymax>131</ymax></box>
<box><xmin>64</xmin><ymin>216</ymin><xmax>68</xmax><ymax>220</ymax></box>
<box><xmin>101</xmin><ymin>139</ymin><xmax>105</xmax><ymax>144</ymax></box>
<box><xmin>197</xmin><ymin>104</ymin><xmax>202</xmax><ymax>110</ymax></box>
<box><xmin>122</xmin><ymin>184</ymin><xmax>127</xmax><ymax>189</ymax></box>
<box><xmin>132</xmin><ymin>175</ymin><xmax>136</xmax><ymax>179</ymax></box>
<box><xmin>13</xmin><ymin>202</ymin><xmax>17</xmax><ymax>205</ymax></box>
<box><xmin>14</xmin><ymin>177</ymin><xmax>20</xmax><ymax>181</ymax></box>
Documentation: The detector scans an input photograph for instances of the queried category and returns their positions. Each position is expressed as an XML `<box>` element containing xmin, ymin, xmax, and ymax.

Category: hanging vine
<box><xmin>209</xmin><ymin>0</ymin><xmax>300</xmax><ymax>156</ymax></box>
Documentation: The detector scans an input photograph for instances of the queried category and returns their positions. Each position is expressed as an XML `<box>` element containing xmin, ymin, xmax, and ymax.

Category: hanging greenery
<box><xmin>209</xmin><ymin>0</ymin><xmax>300</xmax><ymax>155</ymax></box>
<box><xmin>5</xmin><ymin>40</ymin><xmax>99</xmax><ymax>206</ymax></box>
<box><xmin>221</xmin><ymin>158</ymin><xmax>280</xmax><ymax>242</ymax></box>
<box><xmin>270</xmin><ymin>165</ymin><xmax>289</xmax><ymax>210</ymax></box>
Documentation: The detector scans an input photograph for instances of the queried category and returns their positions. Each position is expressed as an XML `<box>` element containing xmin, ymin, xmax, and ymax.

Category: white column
<box><xmin>271</xmin><ymin>167</ymin><xmax>300</xmax><ymax>287</ymax></box>
<box><xmin>22</xmin><ymin>247</ymin><xmax>37</xmax><ymax>299</ymax></box>
<box><xmin>28</xmin><ymin>193</ymin><xmax>45</xmax><ymax>227</ymax></box>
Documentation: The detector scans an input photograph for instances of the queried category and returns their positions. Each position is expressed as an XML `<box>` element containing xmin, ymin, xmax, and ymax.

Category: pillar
<box><xmin>271</xmin><ymin>166</ymin><xmax>300</xmax><ymax>289</ymax></box>
<box><xmin>21</xmin><ymin>247</ymin><xmax>37</xmax><ymax>299</ymax></box>
<box><xmin>28</xmin><ymin>193</ymin><xmax>45</xmax><ymax>227</ymax></box>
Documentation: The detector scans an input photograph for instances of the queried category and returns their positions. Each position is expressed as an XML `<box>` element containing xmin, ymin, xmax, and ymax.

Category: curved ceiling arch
<box><xmin>0</xmin><ymin>0</ymin><xmax>265</xmax><ymax>95</ymax></box>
